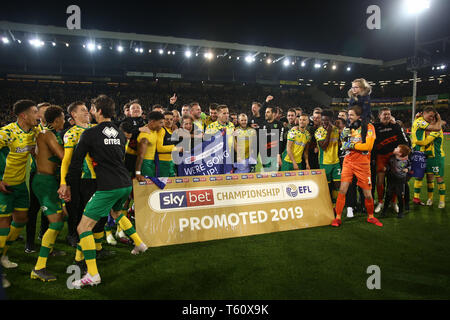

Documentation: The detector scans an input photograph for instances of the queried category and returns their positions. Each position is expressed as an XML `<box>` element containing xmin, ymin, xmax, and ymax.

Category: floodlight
<box><xmin>117</xmin><ymin>45</ymin><xmax>124</xmax><ymax>52</ymax></box>
<box><xmin>301</xmin><ymin>61</ymin><xmax>306</xmax><ymax>67</ymax></box>
<box><xmin>283</xmin><ymin>59</ymin><xmax>290</xmax><ymax>66</ymax></box>
<box><xmin>314</xmin><ymin>63</ymin><xmax>321</xmax><ymax>69</ymax></box>
<box><xmin>404</xmin><ymin>0</ymin><xmax>430</xmax><ymax>14</ymax></box>
<box><xmin>29</xmin><ymin>39</ymin><xmax>45</xmax><ymax>47</ymax></box>
<box><xmin>1</xmin><ymin>37</ymin><xmax>9</xmax><ymax>44</ymax></box>
<box><xmin>159</xmin><ymin>49</ymin><xmax>164</xmax><ymax>54</ymax></box>
<box><xmin>346</xmin><ymin>66</ymin><xmax>352</xmax><ymax>71</ymax></box>
<box><xmin>86</xmin><ymin>42</ymin><xmax>95</xmax><ymax>51</ymax></box>
<box><xmin>245</xmin><ymin>55</ymin><xmax>253</xmax><ymax>63</ymax></box>
<box><xmin>97</xmin><ymin>44</ymin><xmax>102</xmax><ymax>50</ymax></box>
<box><xmin>185</xmin><ymin>50</ymin><xmax>192</xmax><ymax>57</ymax></box>
<box><xmin>266</xmin><ymin>58</ymin><xmax>272</xmax><ymax>64</ymax></box>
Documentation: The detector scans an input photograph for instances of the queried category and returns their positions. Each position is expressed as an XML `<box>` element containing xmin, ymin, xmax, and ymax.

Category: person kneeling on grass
<box><xmin>61</xmin><ymin>95</ymin><xmax>147</xmax><ymax>288</ymax></box>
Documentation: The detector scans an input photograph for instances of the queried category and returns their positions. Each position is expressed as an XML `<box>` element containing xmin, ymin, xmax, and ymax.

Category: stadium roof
<box><xmin>0</xmin><ymin>21</ymin><xmax>394</xmax><ymax>67</ymax></box>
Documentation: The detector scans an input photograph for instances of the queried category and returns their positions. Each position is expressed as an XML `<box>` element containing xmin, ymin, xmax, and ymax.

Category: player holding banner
<box><xmin>332</xmin><ymin>105</ymin><xmax>382</xmax><ymax>227</ymax></box>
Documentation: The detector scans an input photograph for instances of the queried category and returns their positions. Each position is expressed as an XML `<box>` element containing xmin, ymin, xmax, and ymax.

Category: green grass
<box><xmin>3</xmin><ymin>139</ymin><xmax>450</xmax><ymax>300</ymax></box>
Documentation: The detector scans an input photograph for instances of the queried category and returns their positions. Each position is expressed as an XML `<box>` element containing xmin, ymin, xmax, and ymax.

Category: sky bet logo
<box><xmin>160</xmin><ymin>190</ymin><xmax>214</xmax><ymax>209</ymax></box>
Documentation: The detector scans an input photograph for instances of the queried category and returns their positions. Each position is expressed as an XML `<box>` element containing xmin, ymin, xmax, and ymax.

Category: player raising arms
<box><xmin>332</xmin><ymin>105</ymin><xmax>382</xmax><ymax>227</ymax></box>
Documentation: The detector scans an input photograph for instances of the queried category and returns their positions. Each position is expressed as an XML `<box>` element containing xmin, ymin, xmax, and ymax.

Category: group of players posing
<box><xmin>0</xmin><ymin>78</ymin><xmax>446</xmax><ymax>289</ymax></box>
<box><xmin>1</xmin><ymin>96</ymin><xmax>147</xmax><ymax>289</ymax></box>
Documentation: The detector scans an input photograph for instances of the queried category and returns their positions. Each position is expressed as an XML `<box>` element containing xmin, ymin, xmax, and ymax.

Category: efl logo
<box><xmin>286</xmin><ymin>184</ymin><xmax>299</xmax><ymax>198</ymax></box>
<box><xmin>160</xmin><ymin>190</ymin><xmax>214</xmax><ymax>209</ymax></box>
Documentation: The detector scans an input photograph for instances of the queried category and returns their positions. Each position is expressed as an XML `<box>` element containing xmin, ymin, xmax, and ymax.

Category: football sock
<box><xmin>35</xmin><ymin>221</ymin><xmax>63</xmax><ymax>270</ymax></box>
<box><xmin>438</xmin><ymin>181</ymin><xmax>446</xmax><ymax>203</ymax></box>
<box><xmin>93</xmin><ymin>231</ymin><xmax>104</xmax><ymax>251</ymax></box>
<box><xmin>115</xmin><ymin>214</ymin><xmax>143</xmax><ymax>246</ymax></box>
<box><xmin>365</xmin><ymin>198</ymin><xmax>375</xmax><ymax>219</ymax></box>
<box><xmin>0</xmin><ymin>227</ymin><xmax>9</xmax><ymax>255</ymax></box>
<box><xmin>427</xmin><ymin>182</ymin><xmax>434</xmax><ymax>200</ymax></box>
<box><xmin>414</xmin><ymin>179</ymin><xmax>423</xmax><ymax>199</ymax></box>
<box><xmin>377</xmin><ymin>184</ymin><xmax>384</xmax><ymax>203</ymax></box>
<box><xmin>75</xmin><ymin>244</ymin><xmax>84</xmax><ymax>262</ymax></box>
<box><xmin>80</xmin><ymin>231</ymin><xmax>98</xmax><ymax>276</ymax></box>
<box><xmin>2</xmin><ymin>221</ymin><xmax>26</xmax><ymax>257</ymax></box>
<box><xmin>335</xmin><ymin>193</ymin><xmax>346</xmax><ymax>220</ymax></box>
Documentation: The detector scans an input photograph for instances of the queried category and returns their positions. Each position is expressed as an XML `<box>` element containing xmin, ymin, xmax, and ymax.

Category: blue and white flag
<box><xmin>177</xmin><ymin>129</ymin><xmax>233</xmax><ymax>176</ymax></box>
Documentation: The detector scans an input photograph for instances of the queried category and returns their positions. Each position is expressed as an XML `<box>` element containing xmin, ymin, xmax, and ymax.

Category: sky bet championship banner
<box><xmin>133</xmin><ymin>170</ymin><xmax>334</xmax><ymax>247</ymax></box>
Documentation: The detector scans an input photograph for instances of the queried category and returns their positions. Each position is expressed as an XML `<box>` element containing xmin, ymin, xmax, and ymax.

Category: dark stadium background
<box><xmin>0</xmin><ymin>0</ymin><xmax>449</xmax><ymax>304</ymax></box>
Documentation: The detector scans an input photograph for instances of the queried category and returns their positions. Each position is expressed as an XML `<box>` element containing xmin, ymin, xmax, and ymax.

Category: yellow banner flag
<box><xmin>134</xmin><ymin>170</ymin><xmax>334</xmax><ymax>247</ymax></box>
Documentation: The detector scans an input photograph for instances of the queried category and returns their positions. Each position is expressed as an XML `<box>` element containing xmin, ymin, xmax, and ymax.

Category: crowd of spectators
<box><xmin>0</xmin><ymin>79</ymin><xmax>448</xmax><ymax>129</ymax></box>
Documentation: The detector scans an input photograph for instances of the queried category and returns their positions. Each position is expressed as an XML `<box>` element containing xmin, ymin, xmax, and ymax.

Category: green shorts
<box><xmin>0</xmin><ymin>182</ymin><xmax>29</xmax><ymax>218</ymax></box>
<box><xmin>321</xmin><ymin>163</ymin><xmax>342</xmax><ymax>183</ymax></box>
<box><xmin>281</xmin><ymin>158</ymin><xmax>301</xmax><ymax>171</ymax></box>
<box><xmin>142</xmin><ymin>159</ymin><xmax>156</xmax><ymax>177</ymax></box>
<box><xmin>31</xmin><ymin>173</ymin><xmax>62</xmax><ymax>216</ymax></box>
<box><xmin>83</xmin><ymin>186</ymin><xmax>132</xmax><ymax>221</ymax></box>
<box><xmin>426</xmin><ymin>157</ymin><xmax>445</xmax><ymax>177</ymax></box>
<box><xmin>158</xmin><ymin>160</ymin><xmax>175</xmax><ymax>177</ymax></box>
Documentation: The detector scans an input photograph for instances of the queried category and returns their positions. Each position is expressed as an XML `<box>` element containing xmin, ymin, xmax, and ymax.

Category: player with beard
<box><xmin>260</xmin><ymin>105</ymin><xmax>285</xmax><ymax>172</ymax></box>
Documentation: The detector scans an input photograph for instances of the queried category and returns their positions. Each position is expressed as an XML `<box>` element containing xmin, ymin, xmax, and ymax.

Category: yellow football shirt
<box><xmin>315</xmin><ymin>126</ymin><xmax>340</xmax><ymax>165</ymax></box>
<box><xmin>284</xmin><ymin>127</ymin><xmax>311</xmax><ymax>163</ymax></box>
<box><xmin>411</xmin><ymin>117</ymin><xmax>429</xmax><ymax>152</ymax></box>
<box><xmin>0</xmin><ymin>122</ymin><xmax>38</xmax><ymax>186</ymax></box>
<box><xmin>63</xmin><ymin>125</ymin><xmax>96</xmax><ymax>179</ymax></box>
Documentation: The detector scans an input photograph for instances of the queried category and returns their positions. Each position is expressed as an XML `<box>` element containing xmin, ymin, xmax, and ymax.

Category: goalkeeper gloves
<box><xmin>341</xmin><ymin>140</ymin><xmax>355</xmax><ymax>151</ymax></box>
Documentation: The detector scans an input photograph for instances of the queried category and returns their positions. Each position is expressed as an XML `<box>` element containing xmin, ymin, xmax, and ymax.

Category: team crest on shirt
<box><xmin>102</xmin><ymin>127</ymin><xmax>121</xmax><ymax>145</ymax></box>
<box><xmin>102</xmin><ymin>127</ymin><xmax>119</xmax><ymax>138</ymax></box>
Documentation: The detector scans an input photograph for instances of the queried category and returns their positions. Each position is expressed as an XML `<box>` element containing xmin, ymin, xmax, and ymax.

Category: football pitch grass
<box><xmin>3</xmin><ymin>139</ymin><xmax>450</xmax><ymax>300</ymax></box>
